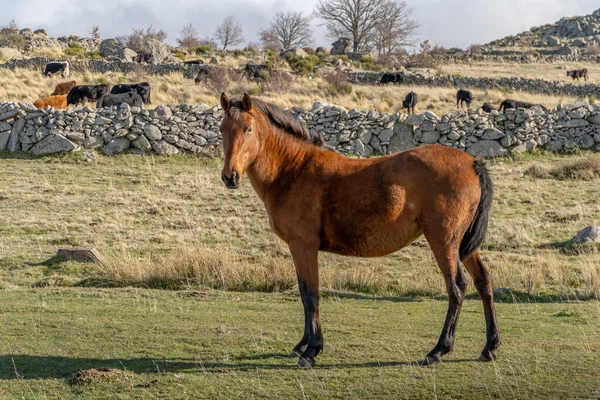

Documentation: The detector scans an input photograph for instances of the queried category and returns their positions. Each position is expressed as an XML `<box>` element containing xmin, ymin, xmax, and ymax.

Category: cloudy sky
<box><xmin>1</xmin><ymin>0</ymin><xmax>598</xmax><ymax>49</ymax></box>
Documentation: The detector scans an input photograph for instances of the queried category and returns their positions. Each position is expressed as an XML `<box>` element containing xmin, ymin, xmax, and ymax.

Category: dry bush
<box><xmin>406</xmin><ymin>40</ymin><xmax>439</xmax><ymax>69</ymax></box>
<box><xmin>322</xmin><ymin>68</ymin><xmax>352</xmax><ymax>94</ymax></box>
<box><xmin>586</xmin><ymin>45</ymin><xmax>600</xmax><ymax>56</ymax></box>
<box><xmin>524</xmin><ymin>154</ymin><xmax>600</xmax><ymax>180</ymax></box>
<box><xmin>468</xmin><ymin>44</ymin><xmax>483</xmax><ymax>55</ymax></box>
<box><xmin>205</xmin><ymin>66</ymin><xmax>242</xmax><ymax>93</ymax></box>
<box><xmin>262</xmin><ymin>70</ymin><xmax>293</xmax><ymax>95</ymax></box>
<box><xmin>129</xmin><ymin>65</ymin><xmax>148</xmax><ymax>82</ymax></box>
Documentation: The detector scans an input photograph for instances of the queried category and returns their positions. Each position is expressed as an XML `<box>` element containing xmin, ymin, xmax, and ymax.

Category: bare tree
<box><xmin>177</xmin><ymin>23</ymin><xmax>200</xmax><ymax>48</ymax></box>
<box><xmin>371</xmin><ymin>0</ymin><xmax>418</xmax><ymax>54</ymax></box>
<box><xmin>213</xmin><ymin>16</ymin><xmax>244</xmax><ymax>51</ymax></box>
<box><xmin>314</xmin><ymin>0</ymin><xmax>389</xmax><ymax>52</ymax></box>
<box><xmin>122</xmin><ymin>25</ymin><xmax>168</xmax><ymax>52</ymax></box>
<box><xmin>259</xmin><ymin>11</ymin><xmax>313</xmax><ymax>51</ymax></box>
<box><xmin>90</xmin><ymin>25</ymin><xmax>100</xmax><ymax>40</ymax></box>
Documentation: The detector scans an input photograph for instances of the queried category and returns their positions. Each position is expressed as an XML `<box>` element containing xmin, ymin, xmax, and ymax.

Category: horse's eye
<box><xmin>245</xmin><ymin>128</ymin><xmax>253</xmax><ymax>134</ymax></box>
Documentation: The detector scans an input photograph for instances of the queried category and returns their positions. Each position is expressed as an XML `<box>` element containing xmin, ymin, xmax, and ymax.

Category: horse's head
<box><xmin>219</xmin><ymin>92</ymin><xmax>260</xmax><ymax>189</ymax></box>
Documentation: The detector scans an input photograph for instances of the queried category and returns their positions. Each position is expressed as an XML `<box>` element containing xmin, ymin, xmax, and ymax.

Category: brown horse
<box><xmin>219</xmin><ymin>93</ymin><xmax>500</xmax><ymax>367</ymax></box>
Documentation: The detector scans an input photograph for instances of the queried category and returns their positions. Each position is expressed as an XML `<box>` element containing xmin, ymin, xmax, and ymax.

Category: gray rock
<box><xmin>8</xmin><ymin>118</ymin><xmax>25</xmax><ymax>153</ymax></box>
<box><xmin>378</xmin><ymin>129</ymin><xmax>394</xmax><ymax>142</ymax></box>
<box><xmin>574</xmin><ymin>134</ymin><xmax>595</xmax><ymax>149</ymax></box>
<box><xmin>545</xmin><ymin>140</ymin><xmax>563</xmax><ymax>152</ymax></box>
<box><xmin>419</xmin><ymin>130</ymin><xmax>440</xmax><ymax>144</ymax></box>
<box><xmin>0</xmin><ymin>131</ymin><xmax>10</xmax><ymax>151</ymax></box>
<box><xmin>330</xmin><ymin>37</ymin><xmax>352</xmax><ymax>55</ymax></box>
<box><xmin>30</xmin><ymin>134</ymin><xmax>77</xmax><ymax>156</ymax></box>
<box><xmin>420</xmin><ymin>121</ymin><xmax>435</xmax><ymax>132</ymax></box>
<box><xmin>467</xmin><ymin>140</ymin><xmax>508</xmax><ymax>158</ymax></box>
<box><xmin>132</xmin><ymin>135</ymin><xmax>152</xmax><ymax>152</ymax></box>
<box><xmin>154</xmin><ymin>105</ymin><xmax>172</xmax><ymax>121</ymax></box>
<box><xmin>84</xmin><ymin>136</ymin><xmax>104</xmax><ymax>149</ymax></box>
<box><xmin>568</xmin><ymin>108</ymin><xmax>588</xmax><ymax>119</ymax></box>
<box><xmin>511</xmin><ymin>139</ymin><xmax>537</xmax><ymax>153</ymax></box>
<box><xmin>144</xmin><ymin>124</ymin><xmax>162</xmax><ymax>140</ymax></box>
<box><xmin>563</xmin><ymin>119</ymin><xmax>589</xmax><ymax>128</ymax></box>
<box><xmin>482</xmin><ymin>128</ymin><xmax>505</xmax><ymax>140</ymax></box>
<box><xmin>388</xmin><ymin>123</ymin><xmax>415</xmax><ymax>153</ymax></box>
<box><xmin>405</xmin><ymin>114</ymin><xmax>426</xmax><ymax>126</ymax></box>
<box><xmin>65</xmin><ymin>132</ymin><xmax>85</xmax><ymax>144</ymax></box>
<box><xmin>588</xmin><ymin>114</ymin><xmax>600</xmax><ymax>125</ymax></box>
<box><xmin>152</xmin><ymin>140</ymin><xmax>180</xmax><ymax>156</ymax></box>
<box><xmin>101</xmin><ymin>137</ymin><xmax>130</xmax><ymax>156</ymax></box>
<box><xmin>572</xmin><ymin>226</ymin><xmax>600</xmax><ymax>244</ymax></box>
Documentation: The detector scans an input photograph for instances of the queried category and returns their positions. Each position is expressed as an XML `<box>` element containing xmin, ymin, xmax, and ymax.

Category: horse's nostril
<box><xmin>232</xmin><ymin>171</ymin><xmax>239</xmax><ymax>183</ymax></box>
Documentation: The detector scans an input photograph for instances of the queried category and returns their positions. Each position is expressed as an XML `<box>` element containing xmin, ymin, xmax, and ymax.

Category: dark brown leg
<box><xmin>289</xmin><ymin>242</ymin><xmax>322</xmax><ymax>368</ymax></box>
<box><xmin>463</xmin><ymin>250</ymin><xmax>500</xmax><ymax>361</ymax></box>
<box><xmin>422</xmin><ymin>260</ymin><xmax>468</xmax><ymax>365</ymax></box>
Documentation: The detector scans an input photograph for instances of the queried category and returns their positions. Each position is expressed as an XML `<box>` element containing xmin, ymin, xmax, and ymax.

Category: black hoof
<box><xmin>478</xmin><ymin>349</ymin><xmax>497</xmax><ymax>362</ymax></box>
<box><xmin>290</xmin><ymin>344</ymin><xmax>308</xmax><ymax>358</ymax></box>
<box><xmin>296</xmin><ymin>357</ymin><xmax>315</xmax><ymax>368</ymax></box>
<box><xmin>421</xmin><ymin>354</ymin><xmax>442</xmax><ymax>366</ymax></box>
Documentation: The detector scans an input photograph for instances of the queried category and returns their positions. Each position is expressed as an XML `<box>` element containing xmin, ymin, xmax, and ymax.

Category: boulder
<box><xmin>0</xmin><ymin>131</ymin><xmax>9</xmax><ymax>151</ymax></box>
<box><xmin>388</xmin><ymin>123</ymin><xmax>415</xmax><ymax>153</ymax></box>
<box><xmin>331</xmin><ymin>37</ymin><xmax>352</xmax><ymax>55</ymax></box>
<box><xmin>466</xmin><ymin>140</ymin><xmax>508</xmax><ymax>158</ymax></box>
<box><xmin>152</xmin><ymin>140</ymin><xmax>179</xmax><ymax>156</ymax></box>
<box><xmin>280</xmin><ymin>48</ymin><xmax>308</xmax><ymax>58</ymax></box>
<box><xmin>30</xmin><ymin>134</ymin><xmax>78</xmax><ymax>155</ymax></box>
<box><xmin>587</xmin><ymin>114</ymin><xmax>600</xmax><ymax>124</ymax></box>
<box><xmin>547</xmin><ymin>36</ymin><xmax>561</xmax><ymax>46</ymax></box>
<box><xmin>572</xmin><ymin>226</ymin><xmax>600</xmax><ymax>244</ymax></box>
<box><xmin>57</xmin><ymin>248</ymin><xmax>104</xmax><ymax>263</ymax></box>
<box><xmin>99</xmin><ymin>38</ymin><xmax>127</xmax><ymax>59</ymax></box>
<box><xmin>33</xmin><ymin>29</ymin><xmax>48</xmax><ymax>36</ymax></box>
<box><xmin>405</xmin><ymin>114</ymin><xmax>426</xmax><ymax>126</ymax></box>
<box><xmin>8</xmin><ymin>118</ymin><xmax>25</xmax><ymax>153</ymax></box>
<box><xmin>482</xmin><ymin>128</ymin><xmax>505</xmax><ymax>140</ymax></box>
<box><xmin>101</xmin><ymin>137</ymin><xmax>130</xmax><ymax>156</ymax></box>
<box><xmin>144</xmin><ymin>124</ymin><xmax>162</xmax><ymax>140</ymax></box>
<box><xmin>138</xmin><ymin>37</ymin><xmax>170</xmax><ymax>63</ymax></box>
<box><xmin>0</xmin><ymin>47</ymin><xmax>23</xmax><ymax>58</ymax></box>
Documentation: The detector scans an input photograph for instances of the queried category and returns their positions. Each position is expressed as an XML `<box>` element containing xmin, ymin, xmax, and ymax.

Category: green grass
<box><xmin>0</xmin><ymin>289</ymin><xmax>598</xmax><ymax>399</ymax></box>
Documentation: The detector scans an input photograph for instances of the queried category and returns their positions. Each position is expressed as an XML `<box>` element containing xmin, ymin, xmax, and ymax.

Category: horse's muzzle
<box><xmin>221</xmin><ymin>171</ymin><xmax>240</xmax><ymax>189</ymax></box>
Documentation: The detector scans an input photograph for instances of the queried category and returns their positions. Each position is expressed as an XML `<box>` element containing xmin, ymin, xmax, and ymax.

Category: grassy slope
<box><xmin>0</xmin><ymin>289</ymin><xmax>598</xmax><ymax>399</ymax></box>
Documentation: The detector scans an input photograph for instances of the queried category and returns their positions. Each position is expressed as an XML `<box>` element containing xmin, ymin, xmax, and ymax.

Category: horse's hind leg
<box><xmin>421</xmin><ymin>240</ymin><xmax>467</xmax><ymax>365</ymax></box>
<box><xmin>462</xmin><ymin>250</ymin><xmax>500</xmax><ymax>361</ymax></box>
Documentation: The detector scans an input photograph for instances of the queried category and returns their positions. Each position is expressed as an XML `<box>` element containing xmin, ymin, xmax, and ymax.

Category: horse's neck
<box><xmin>247</xmin><ymin>127</ymin><xmax>316</xmax><ymax>201</ymax></box>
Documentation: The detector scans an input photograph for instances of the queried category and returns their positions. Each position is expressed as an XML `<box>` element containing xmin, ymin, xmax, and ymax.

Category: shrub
<box><xmin>174</xmin><ymin>51</ymin><xmax>186</xmax><ymax>61</ymax></box>
<box><xmin>302</xmin><ymin>47</ymin><xmax>315</xmax><ymax>55</ymax></box>
<box><xmin>406</xmin><ymin>40</ymin><xmax>440</xmax><ymax>69</ymax></box>
<box><xmin>585</xmin><ymin>45</ymin><xmax>600</xmax><ymax>55</ymax></box>
<box><xmin>468</xmin><ymin>44</ymin><xmax>483</xmax><ymax>55</ymax></box>
<box><xmin>322</xmin><ymin>68</ymin><xmax>352</xmax><ymax>95</ymax></box>
<box><xmin>262</xmin><ymin>70</ymin><xmax>293</xmax><ymax>95</ymax></box>
<box><xmin>524</xmin><ymin>155</ymin><xmax>600</xmax><ymax>180</ymax></box>
<box><xmin>285</xmin><ymin>53</ymin><xmax>318</xmax><ymax>76</ymax></box>
<box><xmin>194</xmin><ymin>45</ymin><xmax>213</xmax><ymax>55</ymax></box>
<box><xmin>97</xmin><ymin>76</ymin><xmax>109</xmax><ymax>85</ymax></box>
<box><xmin>204</xmin><ymin>66</ymin><xmax>242</xmax><ymax>93</ymax></box>
<box><xmin>232</xmin><ymin>49</ymin><xmax>246</xmax><ymax>58</ymax></box>
<box><xmin>64</xmin><ymin>43</ymin><xmax>86</xmax><ymax>58</ymax></box>
<box><xmin>447</xmin><ymin>47</ymin><xmax>463</xmax><ymax>55</ymax></box>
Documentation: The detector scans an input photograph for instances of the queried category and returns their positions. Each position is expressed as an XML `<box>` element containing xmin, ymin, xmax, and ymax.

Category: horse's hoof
<box><xmin>478</xmin><ymin>349</ymin><xmax>497</xmax><ymax>362</ymax></box>
<box><xmin>296</xmin><ymin>357</ymin><xmax>315</xmax><ymax>368</ymax></box>
<box><xmin>290</xmin><ymin>344</ymin><xmax>307</xmax><ymax>358</ymax></box>
<box><xmin>420</xmin><ymin>355</ymin><xmax>442</xmax><ymax>366</ymax></box>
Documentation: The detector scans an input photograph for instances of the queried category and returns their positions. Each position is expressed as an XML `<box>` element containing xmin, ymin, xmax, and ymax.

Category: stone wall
<box><xmin>349</xmin><ymin>71</ymin><xmax>600</xmax><ymax>99</ymax></box>
<box><xmin>1</xmin><ymin>100</ymin><xmax>600</xmax><ymax>158</ymax></box>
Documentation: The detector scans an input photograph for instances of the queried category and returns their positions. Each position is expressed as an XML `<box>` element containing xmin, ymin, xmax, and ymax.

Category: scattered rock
<box><xmin>57</xmin><ymin>248</ymin><xmax>104</xmax><ymax>264</ymax></box>
<box><xmin>572</xmin><ymin>226</ymin><xmax>600</xmax><ymax>244</ymax></box>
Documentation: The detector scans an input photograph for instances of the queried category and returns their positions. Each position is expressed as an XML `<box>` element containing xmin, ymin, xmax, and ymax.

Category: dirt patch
<box><xmin>68</xmin><ymin>368</ymin><xmax>130</xmax><ymax>386</ymax></box>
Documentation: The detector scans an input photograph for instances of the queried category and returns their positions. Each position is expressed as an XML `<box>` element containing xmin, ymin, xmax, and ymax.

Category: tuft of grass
<box><xmin>525</xmin><ymin>154</ymin><xmax>600</xmax><ymax>180</ymax></box>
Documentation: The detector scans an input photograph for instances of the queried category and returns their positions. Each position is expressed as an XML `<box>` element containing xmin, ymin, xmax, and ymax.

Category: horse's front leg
<box><xmin>288</xmin><ymin>241</ymin><xmax>322</xmax><ymax>368</ymax></box>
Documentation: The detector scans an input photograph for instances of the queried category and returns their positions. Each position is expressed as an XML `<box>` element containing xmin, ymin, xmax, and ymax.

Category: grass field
<box><xmin>0</xmin><ymin>66</ymin><xmax>581</xmax><ymax>116</ymax></box>
<box><xmin>1</xmin><ymin>151</ymin><xmax>599</xmax><ymax>398</ymax></box>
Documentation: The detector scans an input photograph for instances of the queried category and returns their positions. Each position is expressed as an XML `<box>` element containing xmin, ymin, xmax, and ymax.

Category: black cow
<box><xmin>110</xmin><ymin>82</ymin><xmax>152</xmax><ymax>104</ymax></box>
<box><xmin>184</xmin><ymin>60</ymin><xmax>204</xmax><ymax>65</ymax></box>
<box><xmin>498</xmin><ymin>99</ymin><xmax>547</xmax><ymax>113</ymax></box>
<box><xmin>66</xmin><ymin>85</ymin><xmax>110</xmax><ymax>105</ymax></box>
<box><xmin>402</xmin><ymin>91</ymin><xmax>418</xmax><ymax>114</ymax></box>
<box><xmin>43</xmin><ymin>61</ymin><xmax>70</xmax><ymax>77</ymax></box>
<box><xmin>567</xmin><ymin>69</ymin><xmax>588</xmax><ymax>81</ymax></box>
<box><xmin>379</xmin><ymin>72</ymin><xmax>404</xmax><ymax>85</ymax></box>
<box><xmin>456</xmin><ymin>89</ymin><xmax>473</xmax><ymax>109</ymax></box>
<box><xmin>480</xmin><ymin>103</ymin><xmax>495</xmax><ymax>113</ymax></box>
<box><xmin>194</xmin><ymin>65</ymin><xmax>213</xmax><ymax>83</ymax></box>
<box><xmin>96</xmin><ymin>92</ymin><xmax>143</xmax><ymax>108</ymax></box>
<box><xmin>245</xmin><ymin>63</ymin><xmax>270</xmax><ymax>81</ymax></box>
<box><xmin>133</xmin><ymin>53</ymin><xmax>155</xmax><ymax>64</ymax></box>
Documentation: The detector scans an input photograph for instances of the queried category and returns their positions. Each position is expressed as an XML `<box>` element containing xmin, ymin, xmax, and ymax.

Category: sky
<box><xmin>0</xmin><ymin>0</ymin><xmax>598</xmax><ymax>50</ymax></box>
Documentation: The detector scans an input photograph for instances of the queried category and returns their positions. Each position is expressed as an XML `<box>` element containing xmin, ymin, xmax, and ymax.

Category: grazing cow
<box><xmin>244</xmin><ymin>63</ymin><xmax>270</xmax><ymax>81</ymax></box>
<box><xmin>66</xmin><ymin>84</ymin><xmax>110</xmax><ymax>105</ymax></box>
<box><xmin>43</xmin><ymin>61</ymin><xmax>70</xmax><ymax>77</ymax></box>
<box><xmin>33</xmin><ymin>95</ymin><xmax>67</xmax><ymax>110</ymax></box>
<box><xmin>96</xmin><ymin>92</ymin><xmax>143</xmax><ymax>108</ymax></box>
<box><xmin>566</xmin><ymin>69</ymin><xmax>588</xmax><ymax>81</ymax></box>
<box><xmin>402</xmin><ymin>91</ymin><xmax>418</xmax><ymax>114</ymax></box>
<box><xmin>194</xmin><ymin>65</ymin><xmax>213</xmax><ymax>83</ymax></box>
<box><xmin>133</xmin><ymin>53</ymin><xmax>156</xmax><ymax>64</ymax></box>
<box><xmin>456</xmin><ymin>89</ymin><xmax>473</xmax><ymax>109</ymax></box>
<box><xmin>51</xmin><ymin>80</ymin><xmax>77</xmax><ymax>96</ymax></box>
<box><xmin>379</xmin><ymin>72</ymin><xmax>404</xmax><ymax>85</ymax></box>
<box><xmin>498</xmin><ymin>99</ymin><xmax>547</xmax><ymax>113</ymax></box>
<box><xmin>183</xmin><ymin>60</ymin><xmax>204</xmax><ymax>65</ymax></box>
<box><xmin>110</xmin><ymin>82</ymin><xmax>152</xmax><ymax>104</ymax></box>
<box><xmin>480</xmin><ymin>103</ymin><xmax>495</xmax><ymax>113</ymax></box>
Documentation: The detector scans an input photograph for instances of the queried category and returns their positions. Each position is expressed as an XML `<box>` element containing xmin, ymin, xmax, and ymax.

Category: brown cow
<box><xmin>33</xmin><ymin>95</ymin><xmax>68</xmax><ymax>110</ymax></box>
<box><xmin>51</xmin><ymin>81</ymin><xmax>77</xmax><ymax>96</ymax></box>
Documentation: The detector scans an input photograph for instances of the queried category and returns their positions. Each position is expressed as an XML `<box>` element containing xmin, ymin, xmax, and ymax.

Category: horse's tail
<box><xmin>459</xmin><ymin>159</ymin><xmax>494</xmax><ymax>261</ymax></box>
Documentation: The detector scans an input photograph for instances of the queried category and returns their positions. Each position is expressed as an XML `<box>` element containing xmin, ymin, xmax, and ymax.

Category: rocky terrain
<box><xmin>1</xmin><ymin>99</ymin><xmax>599</xmax><ymax>158</ymax></box>
<box><xmin>486</xmin><ymin>8</ymin><xmax>600</xmax><ymax>51</ymax></box>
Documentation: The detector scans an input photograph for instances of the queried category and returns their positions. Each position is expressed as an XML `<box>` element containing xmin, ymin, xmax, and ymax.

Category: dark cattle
<box><xmin>183</xmin><ymin>60</ymin><xmax>204</xmax><ymax>65</ymax></box>
<box><xmin>67</xmin><ymin>84</ymin><xmax>110</xmax><ymax>105</ymax></box>
<box><xmin>43</xmin><ymin>61</ymin><xmax>70</xmax><ymax>77</ymax></box>
<box><xmin>96</xmin><ymin>92</ymin><xmax>143</xmax><ymax>108</ymax></box>
<box><xmin>133</xmin><ymin>53</ymin><xmax>155</xmax><ymax>64</ymax></box>
<box><xmin>402</xmin><ymin>91</ymin><xmax>418</xmax><ymax>114</ymax></box>
<box><xmin>379</xmin><ymin>72</ymin><xmax>404</xmax><ymax>85</ymax></box>
<box><xmin>456</xmin><ymin>89</ymin><xmax>473</xmax><ymax>109</ymax></box>
<box><xmin>498</xmin><ymin>99</ymin><xmax>547</xmax><ymax>113</ymax></box>
<box><xmin>194</xmin><ymin>65</ymin><xmax>213</xmax><ymax>83</ymax></box>
<box><xmin>480</xmin><ymin>103</ymin><xmax>494</xmax><ymax>113</ymax></box>
<box><xmin>567</xmin><ymin>69</ymin><xmax>588</xmax><ymax>81</ymax></box>
<box><xmin>245</xmin><ymin>63</ymin><xmax>270</xmax><ymax>81</ymax></box>
<box><xmin>110</xmin><ymin>82</ymin><xmax>152</xmax><ymax>104</ymax></box>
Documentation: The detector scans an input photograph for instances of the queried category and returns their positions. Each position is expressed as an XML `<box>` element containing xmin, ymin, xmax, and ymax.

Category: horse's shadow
<box><xmin>0</xmin><ymin>354</ymin><xmax>476</xmax><ymax>380</ymax></box>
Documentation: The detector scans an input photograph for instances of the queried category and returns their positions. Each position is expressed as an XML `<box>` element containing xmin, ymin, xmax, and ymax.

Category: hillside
<box><xmin>486</xmin><ymin>8</ymin><xmax>600</xmax><ymax>51</ymax></box>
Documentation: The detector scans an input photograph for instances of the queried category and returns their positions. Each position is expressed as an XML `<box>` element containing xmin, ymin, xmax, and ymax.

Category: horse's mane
<box><xmin>229</xmin><ymin>97</ymin><xmax>315</xmax><ymax>145</ymax></box>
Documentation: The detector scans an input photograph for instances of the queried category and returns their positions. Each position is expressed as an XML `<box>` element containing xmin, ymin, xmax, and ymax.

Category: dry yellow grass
<box><xmin>442</xmin><ymin>61</ymin><xmax>600</xmax><ymax>84</ymax></box>
<box><xmin>0</xmin><ymin>67</ymin><xmax>582</xmax><ymax>116</ymax></box>
<box><xmin>1</xmin><ymin>152</ymin><xmax>598</xmax><ymax>298</ymax></box>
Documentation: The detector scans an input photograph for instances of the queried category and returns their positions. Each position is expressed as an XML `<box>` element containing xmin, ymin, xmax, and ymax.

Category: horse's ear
<box><xmin>242</xmin><ymin>93</ymin><xmax>252</xmax><ymax>112</ymax></box>
<box><xmin>220</xmin><ymin>92</ymin><xmax>230</xmax><ymax>112</ymax></box>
